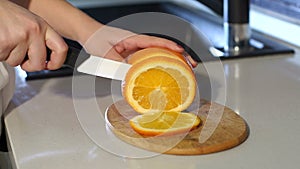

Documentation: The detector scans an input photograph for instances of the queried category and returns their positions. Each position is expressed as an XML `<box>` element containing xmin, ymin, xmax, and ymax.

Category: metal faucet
<box><xmin>223</xmin><ymin>0</ymin><xmax>251</xmax><ymax>54</ymax></box>
<box><xmin>194</xmin><ymin>0</ymin><xmax>293</xmax><ymax>59</ymax></box>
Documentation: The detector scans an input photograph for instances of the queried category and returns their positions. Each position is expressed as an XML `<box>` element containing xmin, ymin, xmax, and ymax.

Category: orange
<box><xmin>122</xmin><ymin>56</ymin><xmax>196</xmax><ymax>114</ymax></box>
<box><xmin>129</xmin><ymin>111</ymin><xmax>200</xmax><ymax>136</ymax></box>
<box><xmin>127</xmin><ymin>47</ymin><xmax>191</xmax><ymax>69</ymax></box>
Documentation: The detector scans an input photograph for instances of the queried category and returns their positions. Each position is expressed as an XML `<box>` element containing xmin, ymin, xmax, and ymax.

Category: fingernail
<box><xmin>175</xmin><ymin>44</ymin><xmax>184</xmax><ymax>51</ymax></box>
<box><xmin>44</xmin><ymin>61</ymin><xmax>49</xmax><ymax>70</ymax></box>
<box><xmin>176</xmin><ymin>44</ymin><xmax>183</xmax><ymax>49</ymax></box>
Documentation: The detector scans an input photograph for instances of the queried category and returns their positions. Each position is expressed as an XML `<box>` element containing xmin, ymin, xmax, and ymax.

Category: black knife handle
<box><xmin>46</xmin><ymin>45</ymin><xmax>81</xmax><ymax>68</ymax></box>
<box><xmin>24</xmin><ymin>44</ymin><xmax>81</xmax><ymax>69</ymax></box>
<box><xmin>62</xmin><ymin>45</ymin><xmax>81</xmax><ymax>68</ymax></box>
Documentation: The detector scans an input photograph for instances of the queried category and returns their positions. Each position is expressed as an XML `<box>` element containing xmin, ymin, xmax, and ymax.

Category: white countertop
<box><xmin>5</xmin><ymin>40</ymin><xmax>300</xmax><ymax>168</ymax></box>
<box><xmin>3</xmin><ymin>1</ymin><xmax>300</xmax><ymax>166</ymax></box>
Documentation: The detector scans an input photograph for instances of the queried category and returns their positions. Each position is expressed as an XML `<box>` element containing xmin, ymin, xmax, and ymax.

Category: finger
<box><xmin>21</xmin><ymin>39</ymin><xmax>47</xmax><ymax>72</ymax></box>
<box><xmin>0</xmin><ymin>46</ymin><xmax>12</xmax><ymax>61</ymax></box>
<box><xmin>184</xmin><ymin>53</ymin><xmax>198</xmax><ymax>68</ymax></box>
<box><xmin>139</xmin><ymin>36</ymin><xmax>198</xmax><ymax>67</ymax></box>
<box><xmin>135</xmin><ymin>35</ymin><xmax>184</xmax><ymax>52</ymax></box>
<box><xmin>45</xmin><ymin>27</ymin><xmax>68</xmax><ymax>70</ymax></box>
<box><xmin>5</xmin><ymin>43</ymin><xmax>27</xmax><ymax>67</ymax></box>
<box><xmin>104</xmin><ymin>48</ymin><xmax>126</xmax><ymax>62</ymax></box>
<box><xmin>114</xmin><ymin>44</ymin><xmax>141</xmax><ymax>58</ymax></box>
<box><xmin>114</xmin><ymin>35</ymin><xmax>184</xmax><ymax>57</ymax></box>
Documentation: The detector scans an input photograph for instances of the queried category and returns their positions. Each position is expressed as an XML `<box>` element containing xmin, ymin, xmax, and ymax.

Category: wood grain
<box><xmin>105</xmin><ymin>99</ymin><xmax>249</xmax><ymax>155</ymax></box>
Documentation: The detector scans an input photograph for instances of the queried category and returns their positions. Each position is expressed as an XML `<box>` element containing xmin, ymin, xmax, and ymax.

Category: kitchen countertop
<box><xmin>2</xmin><ymin>0</ymin><xmax>299</xmax><ymax>168</ymax></box>
<box><xmin>4</xmin><ymin>38</ymin><xmax>300</xmax><ymax>168</ymax></box>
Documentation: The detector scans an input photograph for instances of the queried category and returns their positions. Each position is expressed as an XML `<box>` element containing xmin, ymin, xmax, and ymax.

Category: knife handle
<box><xmin>23</xmin><ymin>39</ymin><xmax>82</xmax><ymax>69</ymax></box>
<box><xmin>43</xmin><ymin>46</ymin><xmax>80</xmax><ymax>69</ymax></box>
<box><xmin>61</xmin><ymin>45</ymin><xmax>81</xmax><ymax>69</ymax></box>
<box><xmin>46</xmin><ymin>43</ymin><xmax>82</xmax><ymax>69</ymax></box>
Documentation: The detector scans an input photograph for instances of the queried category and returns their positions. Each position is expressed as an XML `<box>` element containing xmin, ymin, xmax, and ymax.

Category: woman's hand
<box><xmin>83</xmin><ymin>26</ymin><xmax>198</xmax><ymax>67</ymax></box>
<box><xmin>0</xmin><ymin>1</ymin><xmax>68</xmax><ymax>71</ymax></box>
<box><xmin>113</xmin><ymin>34</ymin><xmax>198</xmax><ymax>68</ymax></box>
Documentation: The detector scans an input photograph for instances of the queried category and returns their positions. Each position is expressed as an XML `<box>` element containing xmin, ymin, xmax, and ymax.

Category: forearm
<box><xmin>6</xmin><ymin>0</ymin><xmax>188</xmax><ymax>64</ymax></box>
<box><xmin>24</xmin><ymin>0</ymin><xmax>103</xmax><ymax>45</ymax></box>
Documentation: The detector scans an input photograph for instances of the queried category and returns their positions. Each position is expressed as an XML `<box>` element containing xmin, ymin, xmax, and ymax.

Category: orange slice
<box><xmin>122</xmin><ymin>56</ymin><xmax>196</xmax><ymax>114</ymax></box>
<box><xmin>127</xmin><ymin>47</ymin><xmax>190</xmax><ymax>68</ymax></box>
<box><xmin>129</xmin><ymin>111</ymin><xmax>200</xmax><ymax>136</ymax></box>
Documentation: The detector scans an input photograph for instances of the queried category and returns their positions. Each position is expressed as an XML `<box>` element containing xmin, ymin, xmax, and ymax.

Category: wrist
<box><xmin>83</xmin><ymin>25</ymin><xmax>136</xmax><ymax>57</ymax></box>
<box><xmin>75</xmin><ymin>19</ymin><xmax>103</xmax><ymax>46</ymax></box>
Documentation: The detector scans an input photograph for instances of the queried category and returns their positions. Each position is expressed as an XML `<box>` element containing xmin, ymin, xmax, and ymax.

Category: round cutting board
<box><xmin>105</xmin><ymin>99</ymin><xmax>249</xmax><ymax>155</ymax></box>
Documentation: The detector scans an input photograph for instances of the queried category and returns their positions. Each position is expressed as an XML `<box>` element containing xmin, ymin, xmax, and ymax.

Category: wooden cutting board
<box><xmin>105</xmin><ymin>99</ymin><xmax>249</xmax><ymax>155</ymax></box>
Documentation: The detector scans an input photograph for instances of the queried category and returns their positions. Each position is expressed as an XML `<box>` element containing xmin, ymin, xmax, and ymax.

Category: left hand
<box><xmin>112</xmin><ymin>34</ymin><xmax>184</xmax><ymax>59</ymax></box>
<box><xmin>83</xmin><ymin>26</ymin><xmax>197</xmax><ymax>67</ymax></box>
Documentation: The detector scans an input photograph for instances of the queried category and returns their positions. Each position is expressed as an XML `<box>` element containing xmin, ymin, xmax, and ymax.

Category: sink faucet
<box><xmin>195</xmin><ymin>0</ymin><xmax>293</xmax><ymax>58</ymax></box>
<box><xmin>224</xmin><ymin>0</ymin><xmax>250</xmax><ymax>54</ymax></box>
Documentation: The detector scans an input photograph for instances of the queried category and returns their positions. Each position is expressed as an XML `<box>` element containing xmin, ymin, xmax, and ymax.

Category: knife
<box><xmin>60</xmin><ymin>33</ymin><xmax>206</xmax><ymax>81</ymax></box>
<box><xmin>45</xmin><ymin>42</ymin><xmax>132</xmax><ymax>81</ymax></box>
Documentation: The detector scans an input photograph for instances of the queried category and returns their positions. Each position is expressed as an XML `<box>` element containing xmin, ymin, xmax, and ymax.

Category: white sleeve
<box><xmin>0</xmin><ymin>62</ymin><xmax>15</xmax><ymax>114</ymax></box>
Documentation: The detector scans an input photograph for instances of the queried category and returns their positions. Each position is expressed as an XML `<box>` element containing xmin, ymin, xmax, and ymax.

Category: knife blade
<box><xmin>55</xmin><ymin>43</ymin><xmax>132</xmax><ymax>81</ymax></box>
<box><xmin>77</xmin><ymin>55</ymin><xmax>131</xmax><ymax>81</ymax></box>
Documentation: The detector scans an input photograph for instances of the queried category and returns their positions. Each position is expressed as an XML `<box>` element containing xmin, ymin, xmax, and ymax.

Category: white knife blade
<box><xmin>77</xmin><ymin>55</ymin><xmax>132</xmax><ymax>81</ymax></box>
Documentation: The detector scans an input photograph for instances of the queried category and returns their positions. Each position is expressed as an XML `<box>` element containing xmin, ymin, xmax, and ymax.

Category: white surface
<box><xmin>250</xmin><ymin>8</ymin><xmax>300</xmax><ymax>48</ymax></box>
<box><xmin>0</xmin><ymin>63</ymin><xmax>9</xmax><ymax>90</ymax></box>
<box><xmin>5</xmin><ymin>44</ymin><xmax>300</xmax><ymax>169</ymax></box>
<box><xmin>0</xmin><ymin>63</ymin><xmax>15</xmax><ymax>118</ymax></box>
<box><xmin>0</xmin><ymin>62</ymin><xmax>8</xmax><ymax>136</ymax></box>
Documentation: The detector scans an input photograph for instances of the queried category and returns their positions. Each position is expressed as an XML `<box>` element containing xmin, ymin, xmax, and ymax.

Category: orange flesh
<box><xmin>132</xmin><ymin>68</ymin><xmax>189</xmax><ymax>111</ymax></box>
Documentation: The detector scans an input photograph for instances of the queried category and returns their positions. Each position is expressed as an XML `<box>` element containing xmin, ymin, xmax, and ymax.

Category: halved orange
<box><xmin>129</xmin><ymin>111</ymin><xmax>200</xmax><ymax>136</ymax></box>
<box><xmin>122</xmin><ymin>56</ymin><xmax>196</xmax><ymax>114</ymax></box>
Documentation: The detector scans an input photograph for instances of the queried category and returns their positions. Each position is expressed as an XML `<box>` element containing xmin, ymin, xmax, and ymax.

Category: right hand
<box><xmin>0</xmin><ymin>1</ymin><xmax>68</xmax><ymax>71</ymax></box>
